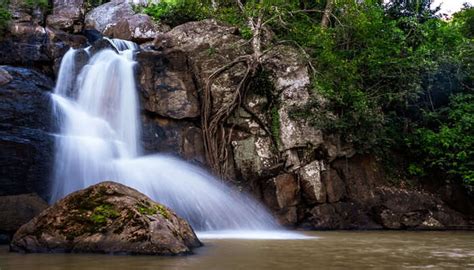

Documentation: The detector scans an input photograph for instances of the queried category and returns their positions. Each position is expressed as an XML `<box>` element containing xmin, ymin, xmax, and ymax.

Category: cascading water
<box><xmin>50</xmin><ymin>39</ymin><xmax>306</xmax><ymax>239</ymax></box>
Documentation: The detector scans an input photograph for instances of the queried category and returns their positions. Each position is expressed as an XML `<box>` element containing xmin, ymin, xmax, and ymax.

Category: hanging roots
<box><xmin>201</xmin><ymin>48</ymin><xmax>280</xmax><ymax>180</ymax></box>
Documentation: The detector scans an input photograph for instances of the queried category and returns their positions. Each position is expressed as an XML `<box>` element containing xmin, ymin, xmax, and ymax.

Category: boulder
<box><xmin>46</xmin><ymin>0</ymin><xmax>85</xmax><ymax>33</ymax></box>
<box><xmin>0</xmin><ymin>194</ymin><xmax>48</xmax><ymax>243</ymax></box>
<box><xmin>104</xmin><ymin>14</ymin><xmax>165</xmax><ymax>43</ymax></box>
<box><xmin>0</xmin><ymin>66</ymin><xmax>54</xmax><ymax>199</ymax></box>
<box><xmin>84</xmin><ymin>0</ymin><xmax>135</xmax><ymax>33</ymax></box>
<box><xmin>10</xmin><ymin>181</ymin><xmax>202</xmax><ymax>255</ymax></box>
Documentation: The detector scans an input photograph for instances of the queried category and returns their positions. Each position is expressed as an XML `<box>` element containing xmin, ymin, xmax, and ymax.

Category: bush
<box><xmin>408</xmin><ymin>94</ymin><xmax>474</xmax><ymax>184</ymax></box>
<box><xmin>142</xmin><ymin>0</ymin><xmax>212</xmax><ymax>27</ymax></box>
<box><xmin>0</xmin><ymin>0</ymin><xmax>10</xmax><ymax>34</ymax></box>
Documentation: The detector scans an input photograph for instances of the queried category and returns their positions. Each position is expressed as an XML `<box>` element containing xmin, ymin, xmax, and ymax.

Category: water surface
<box><xmin>1</xmin><ymin>231</ymin><xmax>473</xmax><ymax>269</ymax></box>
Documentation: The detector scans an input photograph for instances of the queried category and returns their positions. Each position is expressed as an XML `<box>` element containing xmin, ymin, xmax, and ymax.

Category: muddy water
<box><xmin>0</xmin><ymin>231</ymin><xmax>473</xmax><ymax>269</ymax></box>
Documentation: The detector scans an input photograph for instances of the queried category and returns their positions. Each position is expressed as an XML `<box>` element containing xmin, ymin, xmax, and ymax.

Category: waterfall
<box><xmin>50</xmin><ymin>38</ymin><xmax>301</xmax><ymax>238</ymax></box>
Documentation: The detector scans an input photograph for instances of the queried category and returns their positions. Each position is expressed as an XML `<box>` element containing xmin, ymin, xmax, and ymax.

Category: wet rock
<box><xmin>308</xmin><ymin>202</ymin><xmax>380</xmax><ymax>230</ymax></box>
<box><xmin>46</xmin><ymin>0</ymin><xmax>85</xmax><ymax>33</ymax></box>
<box><xmin>297</xmin><ymin>160</ymin><xmax>326</xmax><ymax>204</ymax></box>
<box><xmin>141</xmin><ymin>116</ymin><xmax>205</xmax><ymax>163</ymax></box>
<box><xmin>373</xmin><ymin>187</ymin><xmax>468</xmax><ymax>230</ymax></box>
<box><xmin>0</xmin><ymin>66</ymin><xmax>54</xmax><ymax>199</ymax></box>
<box><xmin>0</xmin><ymin>24</ymin><xmax>50</xmax><ymax>66</ymax></box>
<box><xmin>0</xmin><ymin>194</ymin><xmax>48</xmax><ymax>243</ymax></box>
<box><xmin>84</xmin><ymin>0</ymin><xmax>135</xmax><ymax>34</ymax></box>
<box><xmin>137</xmin><ymin>49</ymin><xmax>200</xmax><ymax>119</ymax></box>
<box><xmin>10</xmin><ymin>181</ymin><xmax>202</xmax><ymax>255</ymax></box>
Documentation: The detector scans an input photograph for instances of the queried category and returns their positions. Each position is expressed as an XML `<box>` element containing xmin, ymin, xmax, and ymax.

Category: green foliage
<box><xmin>408</xmin><ymin>94</ymin><xmax>474</xmax><ymax>184</ymax></box>
<box><xmin>90</xmin><ymin>204</ymin><xmax>120</xmax><ymax>225</ymax></box>
<box><xmin>84</xmin><ymin>0</ymin><xmax>109</xmax><ymax>10</ymax></box>
<box><xmin>24</xmin><ymin>0</ymin><xmax>49</xmax><ymax>10</ymax></box>
<box><xmin>0</xmin><ymin>0</ymin><xmax>10</xmax><ymax>34</ymax></box>
<box><xmin>136</xmin><ymin>202</ymin><xmax>170</xmax><ymax>219</ymax></box>
<box><xmin>142</xmin><ymin>0</ymin><xmax>212</xmax><ymax>27</ymax></box>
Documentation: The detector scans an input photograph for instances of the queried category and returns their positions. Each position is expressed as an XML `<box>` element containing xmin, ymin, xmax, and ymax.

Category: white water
<box><xmin>50</xmin><ymin>38</ymin><xmax>302</xmax><ymax>239</ymax></box>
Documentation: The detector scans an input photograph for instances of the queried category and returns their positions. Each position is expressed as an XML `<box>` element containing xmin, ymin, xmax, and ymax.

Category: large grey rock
<box><xmin>84</xmin><ymin>0</ymin><xmax>134</xmax><ymax>33</ymax></box>
<box><xmin>104</xmin><ymin>13</ymin><xmax>165</xmax><ymax>42</ymax></box>
<box><xmin>11</xmin><ymin>182</ymin><xmax>202</xmax><ymax>255</ymax></box>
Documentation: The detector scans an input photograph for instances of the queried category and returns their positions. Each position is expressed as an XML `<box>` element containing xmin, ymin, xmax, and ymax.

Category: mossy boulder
<box><xmin>10</xmin><ymin>181</ymin><xmax>202</xmax><ymax>255</ymax></box>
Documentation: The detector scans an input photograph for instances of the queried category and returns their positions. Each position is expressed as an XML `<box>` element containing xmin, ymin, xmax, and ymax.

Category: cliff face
<box><xmin>0</xmin><ymin>0</ymin><xmax>472</xmax><ymax>233</ymax></box>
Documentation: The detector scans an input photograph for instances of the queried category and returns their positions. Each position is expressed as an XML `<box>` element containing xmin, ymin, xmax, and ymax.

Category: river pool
<box><xmin>0</xmin><ymin>231</ymin><xmax>473</xmax><ymax>269</ymax></box>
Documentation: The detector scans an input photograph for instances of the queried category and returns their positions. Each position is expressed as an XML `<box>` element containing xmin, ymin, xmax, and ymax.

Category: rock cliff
<box><xmin>0</xmin><ymin>0</ymin><xmax>472</xmax><ymax>234</ymax></box>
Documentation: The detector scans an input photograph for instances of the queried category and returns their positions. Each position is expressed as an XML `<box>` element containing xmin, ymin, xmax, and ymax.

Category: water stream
<box><xmin>50</xmin><ymin>38</ymin><xmax>294</xmax><ymax>237</ymax></box>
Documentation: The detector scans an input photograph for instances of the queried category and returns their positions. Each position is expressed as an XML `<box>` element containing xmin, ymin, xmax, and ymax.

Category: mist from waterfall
<box><xmin>50</xmin><ymin>39</ymin><xmax>302</xmax><ymax>238</ymax></box>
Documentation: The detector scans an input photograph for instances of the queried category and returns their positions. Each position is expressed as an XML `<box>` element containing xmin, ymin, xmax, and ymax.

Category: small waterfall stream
<box><xmin>50</xmin><ymin>39</ymin><xmax>304</xmax><ymax>238</ymax></box>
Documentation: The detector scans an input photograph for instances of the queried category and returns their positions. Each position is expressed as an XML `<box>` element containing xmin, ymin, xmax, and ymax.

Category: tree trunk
<box><xmin>321</xmin><ymin>0</ymin><xmax>333</xmax><ymax>28</ymax></box>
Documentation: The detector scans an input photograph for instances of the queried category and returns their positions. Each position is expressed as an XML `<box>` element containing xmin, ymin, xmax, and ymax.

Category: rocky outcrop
<box><xmin>0</xmin><ymin>66</ymin><xmax>54</xmax><ymax>199</ymax></box>
<box><xmin>0</xmin><ymin>193</ymin><xmax>48</xmax><ymax>243</ymax></box>
<box><xmin>11</xmin><ymin>181</ymin><xmax>202</xmax><ymax>255</ymax></box>
<box><xmin>1</xmin><ymin>1</ymin><xmax>87</xmax><ymax>73</ymax></box>
<box><xmin>298</xmin><ymin>155</ymin><xmax>470</xmax><ymax>230</ymax></box>
<box><xmin>137</xmin><ymin>49</ymin><xmax>200</xmax><ymax>119</ymax></box>
<box><xmin>46</xmin><ymin>0</ymin><xmax>85</xmax><ymax>33</ymax></box>
<box><xmin>85</xmin><ymin>0</ymin><xmax>163</xmax><ymax>42</ymax></box>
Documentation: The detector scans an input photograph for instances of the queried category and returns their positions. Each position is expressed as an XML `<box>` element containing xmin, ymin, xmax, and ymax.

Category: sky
<box><xmin>433</xmin><ymin>0</ymin><xmax>473</xmax><ymax>15</ymax></box>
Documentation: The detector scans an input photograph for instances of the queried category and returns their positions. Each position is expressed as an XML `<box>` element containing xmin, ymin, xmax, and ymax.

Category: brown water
<box><xmin>0</xmin><ymin>231</ymin><xmax>473</xmax><ymax>269</ymax></box>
